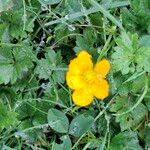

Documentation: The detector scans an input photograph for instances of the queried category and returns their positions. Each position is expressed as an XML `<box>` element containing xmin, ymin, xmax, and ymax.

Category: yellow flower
<box><xmin>66</xmin><ymin>51</ymin><xmax>110</xmax><ymax>107</ymax></box>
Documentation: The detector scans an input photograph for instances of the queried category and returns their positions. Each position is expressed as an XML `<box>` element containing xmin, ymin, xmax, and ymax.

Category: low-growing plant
<box><xmin>0</xmin><ymin>0</ymin><xmax>149</xmax><ymax>149</ymax></box>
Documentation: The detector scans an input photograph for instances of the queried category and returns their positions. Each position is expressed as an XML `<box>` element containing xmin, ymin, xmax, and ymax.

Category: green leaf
<box><xmin>69</xmin><ymin>114</ymin><xmax>94</xmax><ymax>137</ymax></box>
<box><xmin>16</xmin><ymin>101</ymin><xmax>36</xmax><ymax>121</ymax></box>
<box><xmin>130</xmin><ymin>0</ymin><xmax>150</xmax><ymax>17</ymax></box>
<box><xmin>0</xmin><ymin>101</ymin><xmax>18</xmax><ymax>130</ymax></box>
<box><xmin>144</xmin><ymin>97</ymin><xmax>150</xmax><ymax>111</ymax></box>
<box><xmin>140</xmin><ymin>35</ymin><xmax>150</xmax><ymax>47</ymax></box>
<box><xmin>65</xmin><ymin>0</ymin><xmax>82</xmax><ymax>14</ymax></box>
<box><xmin>35</xmin><ymin>49</ymin><xmax>66</xmax><ymax>83</ymax></box>
<box><xmin>144</xmin><ymin>126</ymin><xmax>150</xmax><ymax>148</ymax></box>
<box><xmin>132</xmin><ymin>103</ymin><xmax>147</xmax><ymax>126</ymax></box>
<box><xmin>0</xmin><ymin>45</ymin><xmax>34</xmax><ymax>84</ymax></box>
<box><xmin>97</xmin><ymin>115</ymin><xmax>107</xmax><ymax>136</ymax></box>
<box><xmin>0</xmin><ymin>24</ymin><xmax>10</xmax><ymax>43</ymax></box>
<box><xmin>47</xmin><ymin>108</ymin><xmax>69</xmax><ymax>133</ymax></box>
<box><xmin>38</xmin><ymin>0</ymin><xmax>61</xmax><ymax>5</ymax></box>
<box><xmin>135</xmin><ymin>47</ymin><xmax>150</xmax><ymax>73</ymax></box>
<box><xmin>111</xmin><ymin>32</ymin><xmax>150</xmax><ymax>74</ymax></box>
<box><xmin>1</xmin><ymin>10</ymin><xmax>27</xmax><ymax>39</ymax></box>
<box><xmin>25</xmin><ymin>18</ymin><xmax>35</xmax><ymax>33</ymax></box>
<box><xmin>33</xmin><ymin>113</ymin><xmax>47</xmax><ymax>126</ymax></box>
<box><xmin>121</xmin><ymin>8</ymin><xmax>137</xmax><ymax>31</ymax></box>
<box><xmin>13</xmin><ymin>74</ymin><xmax>38</xmax><ymax>92</ymax></box>
<box><xmin>110</xmin><ymin>131</ymin><xmax>143</xmax><ymax>150</ymax></box>
<box><xmin>53</xmin><ymin>135</ymin><xmax>72</xmax><ymax>150</ymax></box>
<box><xmin>54</xmin><ymin>24</ymin><xmax>72</xmax><ymax>44</ymax></box>
<box><xmin>131</xmin><ymin>74</ymin><xmax>146</xmax><ymax>93</ymax></box>
<box><xmin>0</xmin><ymin>0</ymin><xmax>13</xmax><ymax>12</ymax></box>
<box><xmin>110</xmin><ymin>96</ymin><xmax>148</xmax><ymax>131</ymax></box>
<box><xmin>129</xmin><ymin>0</ymin><xmax>150</xmax><ymax>30</ymax></box>
<box><xmin>55</xmin><ymin>0</ymin><xmax>84</xmax><ymax>22</ymax></box>
<box><xmin>1</xmin><ymin>8</ymin><xmax>35</xmax><ymax>39</ymax></box>
<box><xmin>17</xmin><ymin>120</ymin><xmax>38</xmax><ymax>142</ymax></box>
<box><xmin>110</xmin><ymin>96</ymin><xmax>132</xmax><ymax>131</ymax></box>
<box><xmin>111</xmin><ymin>32</ymin><xmax>138</xmax><ymax>74</ymax></box>
<box><xmin>74</xmin><ymin>28</ymin><xmax>97</xmax><ymax>53</ymax></box>
<box><xmin>89</xmin><ymin>13</ymin><xmax>103</xmax><ymax>30</ymax></box>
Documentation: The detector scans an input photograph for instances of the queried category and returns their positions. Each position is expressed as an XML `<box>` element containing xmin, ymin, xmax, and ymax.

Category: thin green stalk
<box><xmin>52</xmin><ymin>33</ymin><xmax>82</xmax><ymax>48</ymax></box>
<box><xmin>14</xmin><ymin>98</ymin><xmax>68</xmax><ymax>110</ymax></box>
<box><xmin>45</xmin><ymin>1</ymin><xmax>130</xmax><ymax>27</ymax></box>
<box><xmin>15</xmin><ymin>123</ymin><xmax>50</xmax><ymax>134</ymax></box>
<box><xmin>113</xmin><ymin>77</ymin><xmax>148</xmax><ymax>116</ymax></box>
<box><xmin>22</xmin><ymin>0</ymin><xmax>27</xmax><ymax>31</ymax></box>
<box><xmin>100</xmin><ymin>112</ymin><xmax>110</xmax><ymax>150</ymax></box>
<box><xmin>97</xmin><ymin>34</ymin><xmax>113</xmax><ymax>61</ymax></box>
<box><xmin>71</xmin><ymin>133</ymin><xmax>86</xmax><ymax>150</ymax></box>
<box><xmin>94</xmin><ymin>93</ymin><xmax>118</xmax><ymax>122</ymax></box>
<box><xmin>88</xmin><ymin>0</ymin><xmax>124</xmax><ymax>30</ymax></box>
<box><xmin>25</xmin><ymin>102</ymin><xmax>48</xmax><ymax>115</ymax></box>
<box><xmin>123</xmin><ymin>71</ymin><xmax>146</xmax><ymax>84</ymax></box>
<box><xmin>82</xmin><ymin>142</ymin><xmax>91</xmax><ymax>150</ymax></box>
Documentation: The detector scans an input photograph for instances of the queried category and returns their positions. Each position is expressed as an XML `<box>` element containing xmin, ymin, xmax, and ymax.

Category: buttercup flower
<box><xmin>66</xmin><ymin>51</ymin><xmax>110</xmax><ymax>107</ymax></box>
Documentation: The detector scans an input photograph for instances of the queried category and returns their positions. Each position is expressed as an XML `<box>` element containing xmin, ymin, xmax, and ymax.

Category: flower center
<box><xmin>83</xmin><ymin>70</ymin><xmax>96</xmax><ymax>83</ymax></box>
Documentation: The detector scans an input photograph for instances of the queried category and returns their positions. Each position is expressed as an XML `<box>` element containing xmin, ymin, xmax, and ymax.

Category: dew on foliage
<box><xmin>65</xmin><ymin>15</ymin><xmax>69</xmax><ymax>20</ymax></box>
<box><xmin>48</xmin><ymin>120</ymin><xmax>59</xmax><ymax>128</ymax></box>
<box><xmin>15</xmin><ymin>131</ymin><xmax>27</xmax><ymax>139</ymax></box>
<box><xmin>68</xmin><ymin>25</ymin><xmax>75</xmax><ymax>31</ymax></box>
<box><xmin>70</xmin><ymin>122</ymin><xmax>79</xmax><ymax>135</ymax></box>
<box><xmin>63</xmin><ymin>135</ymin><xmax>67</xmax><ymax>139</ymax></box>
<box><xmin>41</xmin><ymin>4</ymin><xmax>48</xmax><ymax>11</ymax></box>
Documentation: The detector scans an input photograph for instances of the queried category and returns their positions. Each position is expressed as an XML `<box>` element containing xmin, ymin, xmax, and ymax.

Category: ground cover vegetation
<box><xmin>0</xmin><ymin>0</ymin><xmax>150</xmax><ymax>149</ymax></box>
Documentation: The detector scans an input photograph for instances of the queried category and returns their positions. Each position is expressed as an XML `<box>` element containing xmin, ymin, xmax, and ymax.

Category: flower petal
<box><xmin>68</xmin><ymin>51</ymin><xmax>93</xmax><ymax>75</ymax></box>
<box><xmin>68</xmin><ymin>58</ymin><xmax>83</xmax><ymax>75</ymax></box>
<box><xmin>91</xmin><ymin>79</ymin><xmax>109</xmax><ymax>100</ymax></box>
<box><xmin>66</xmin><ymin>72</ymin><xmax>86</xmax><ymax>90</ymax></box>
<box><xmin>78</xmin><ymin>51</ymin><xmax>91</xmax><ymax>59</ymax></box>
<box><xmin>94</xmin><ymin>59</ymin><xmax>110</xmax><ymax>78</ymax></box>
<box><xmin>72</xmin><ymin>88</ymin><xmax>93</xmax><ymax>107</ymax></box>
